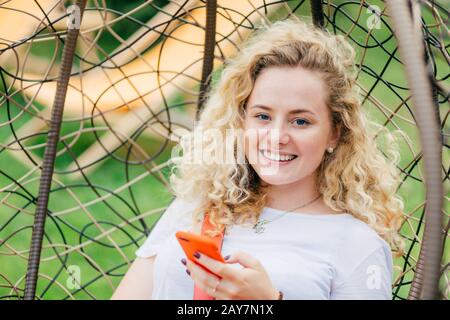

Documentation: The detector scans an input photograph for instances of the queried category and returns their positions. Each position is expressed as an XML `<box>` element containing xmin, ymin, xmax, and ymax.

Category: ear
<box><xmin>328</xmin><ymin>123</ymin><xmax>341</xmax><ymax>149</ymax></box>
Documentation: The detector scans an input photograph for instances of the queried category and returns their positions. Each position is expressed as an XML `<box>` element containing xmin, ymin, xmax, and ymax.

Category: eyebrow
<box><xmin>250</xmin><ymin>104</ymin><xmax>316</xmax><ymax>115</ymax></box>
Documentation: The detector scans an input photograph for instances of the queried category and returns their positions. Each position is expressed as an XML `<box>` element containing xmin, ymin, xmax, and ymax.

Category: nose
<box><xmin>268</xmin><ymin>119</ymin><xmax>290</xmax><ymax>146</ymax></box>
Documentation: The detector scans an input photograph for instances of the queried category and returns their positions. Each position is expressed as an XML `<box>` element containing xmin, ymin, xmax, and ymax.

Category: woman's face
<box><xmin>243</xmin><ymin>65</ymin><xmax>339</xmax><ymax>186</ymax></box>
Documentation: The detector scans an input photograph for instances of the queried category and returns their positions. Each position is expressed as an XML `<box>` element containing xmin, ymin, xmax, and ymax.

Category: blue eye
<box><xmin>294</xmin><ymin>119</ymin><xmax>310</xmax><ymax>126</ymax></box>
<box><xmin>255</xmin><ymin>114</ymin><xmax>270</xmax><ymax>121</ymax></box>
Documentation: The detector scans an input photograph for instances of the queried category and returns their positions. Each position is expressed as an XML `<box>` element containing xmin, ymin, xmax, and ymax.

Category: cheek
<box><xmin>291</xmin><ymin>131</ymin><xmax>327</xmax><ymax>154</ymax></box>
<box><xmin>243</xmin><ymin>121</ymin><xmax>265</xmax><ymax>151</ymax></box>
<box><xmin>243</xmin><ymin>129</ymin><xmax>260</xmax><ymax>160</ymax></box>
<box><xmin>293</xmin><ymin>137</ymin><xmax>316</xmax><ymax>151</ymax></box>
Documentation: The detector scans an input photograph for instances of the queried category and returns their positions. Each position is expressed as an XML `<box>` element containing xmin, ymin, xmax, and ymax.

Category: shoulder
<box><xmin>331</xmin><ymin>214</ymin><xmax>393</xmax><ymax>282</ymax></box>
<box><xmin>168</xmin><ymin>196</ymin><xmax>201</xmax><ymax>213</ymax></box>
<box><xmin>135</xmin><ymin>196</ymin><xmax>203</xmax><ymax>258</ymax></box>
<box><xmin>153</xmin><ymin>196</ymin><xmax>202</xmax><ymax>229</ymax></box>
<box><xmin>335</xmin><ymin>215</ymin><xmax>391</xmax><ymax>256</ymax></box>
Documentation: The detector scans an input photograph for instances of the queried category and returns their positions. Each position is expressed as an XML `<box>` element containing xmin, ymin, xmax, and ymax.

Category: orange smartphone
<box><xmin>175</xmin><ymin>230</ymin><xmax>225</xmax><ymax>277</ymax></box>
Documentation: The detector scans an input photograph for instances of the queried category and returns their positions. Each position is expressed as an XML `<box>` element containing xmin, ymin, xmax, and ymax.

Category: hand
<box><xmin>182</xmin><ymin>250</ymin><xmax>279</xmax><ymax>300</ymax></box>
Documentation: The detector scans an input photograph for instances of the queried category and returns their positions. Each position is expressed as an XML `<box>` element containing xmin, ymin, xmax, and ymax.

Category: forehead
<box><xmin>248</xmin><ymin>66</ymin><xmax>329</xmax><ymax>116</ymax></box>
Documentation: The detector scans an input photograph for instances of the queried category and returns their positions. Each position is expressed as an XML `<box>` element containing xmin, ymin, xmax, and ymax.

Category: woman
<box><xmin>112</xmin><ymin>17</ymin><xmax>405</xmax><ymax>300</ymax></box>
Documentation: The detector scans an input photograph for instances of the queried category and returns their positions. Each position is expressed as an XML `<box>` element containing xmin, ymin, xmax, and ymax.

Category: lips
<box><xmin>259</xmin><ymin>150</ymin><xmax>298</xmax><ymax>162</ymax></box>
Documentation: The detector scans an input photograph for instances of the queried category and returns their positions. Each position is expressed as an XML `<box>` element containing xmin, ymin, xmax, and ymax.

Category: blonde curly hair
<box><xmin>169</xmin><ymin>16</ymin><xmax>406</xmax><ymax>257</ymax></box>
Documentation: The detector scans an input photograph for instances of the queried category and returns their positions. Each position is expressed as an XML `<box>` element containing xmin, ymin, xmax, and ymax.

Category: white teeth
<box><xmin>261</xmin><ymin>150</ymin><xmax>296</xmax><ymax>161</ymax></box>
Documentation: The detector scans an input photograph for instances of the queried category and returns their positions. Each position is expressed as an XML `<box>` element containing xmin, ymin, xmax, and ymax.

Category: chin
<box><xmin>257</xmin><ymin>172</ymin><xmax>300</xmax><ymax>186</ymax></box>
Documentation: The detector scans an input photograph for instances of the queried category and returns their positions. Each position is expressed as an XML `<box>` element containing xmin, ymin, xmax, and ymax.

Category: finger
<box><xmin>214</xmin><ymin>289</ymin><xmax>234</xmax><ymax>300</ymax></box>
<box><xmin>224</xmin><ymin>251</ymin><xmax>262</xmax><ymax>270</ymax></box>
<box><xmin>194</xmin><ymin>252</ymin><xmax>238</xmax><ymax>281</ymax></box>
<box><xmin>213</xmin><ymin>281</ymin><xmax>239</xmax><ymax>300</ymax></box>
<box><xmin>186</xmin><ymin>259</ymin><xmax>221</xmax><ymax>296</ymax></box>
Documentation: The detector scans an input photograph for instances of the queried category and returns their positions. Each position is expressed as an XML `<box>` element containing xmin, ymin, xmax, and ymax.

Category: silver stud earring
<box><xmin>327</xmin><ymin>147</ymin><xmax>334</xmax><ymax>153</ymax></box>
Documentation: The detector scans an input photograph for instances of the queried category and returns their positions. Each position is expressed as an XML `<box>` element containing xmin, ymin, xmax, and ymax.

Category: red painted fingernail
<box><xmin>193</xmin><ymin>251</ymin><xmax>200</xmax><ymax>259</ymax></box>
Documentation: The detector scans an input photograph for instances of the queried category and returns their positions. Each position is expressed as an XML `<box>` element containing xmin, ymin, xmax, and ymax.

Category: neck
<box><xmin>264</xmin><ymin>172</ymin><xmax>321</xmax><ymax>212</ymax></box>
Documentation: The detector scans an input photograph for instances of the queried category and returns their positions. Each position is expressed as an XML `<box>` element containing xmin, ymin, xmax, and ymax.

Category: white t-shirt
<box><xmin>135</xmin><ymin>197</ymin><xmax>393</xmax><ymax>300</ymax></box>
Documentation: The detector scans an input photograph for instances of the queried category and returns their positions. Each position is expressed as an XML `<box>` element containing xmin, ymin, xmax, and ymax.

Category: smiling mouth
<box><xmin>259</xmin><ymin>150</ymin><xmax>298</xmax><ymax>162</ymax></box>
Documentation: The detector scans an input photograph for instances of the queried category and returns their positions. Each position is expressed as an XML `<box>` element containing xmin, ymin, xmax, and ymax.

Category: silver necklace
<box><xmin>252</xmin><ymin>194</ymin><xmax>322</xmax><ymax>234</ymax></box>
